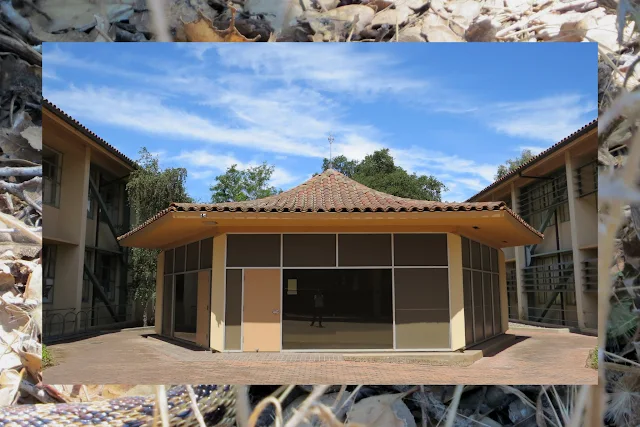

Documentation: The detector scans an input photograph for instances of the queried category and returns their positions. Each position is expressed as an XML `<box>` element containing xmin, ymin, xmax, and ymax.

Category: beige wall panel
<box><xmin>395</xmin><ymin>310</ymin><xmax>450</xmax><ymax>349</ymax></box>
<box><xmin>243</xmin><ymin>269</ymin><xmax>281</xmax><ymax>352</ymax></box>
<box><xmin>225</xmin><ymin>269</ymin><xmax>242</xmax><ymax>350</ymax></box>
<box><xmin>447</xmin><ymin>233</ymin><xmax>465</xmax><ymax>350</ymax></box>
<box><xmin>196</xmin><ymin>270</ymin><xmax>211</xmax><ymax>348</ymax></box>
<box><xmin>155</xmin><ymin>251</ymin><xmax>164</xmax><ymax>335</ymax></box>
<box><xmin>210</xmin><ymin>234</ymin><xmax>226</xmax><ymax>351</ymax></box>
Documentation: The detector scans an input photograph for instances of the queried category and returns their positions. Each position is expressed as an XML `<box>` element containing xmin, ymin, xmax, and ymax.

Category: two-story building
<box><xmin>42</xmin><ymin>99</ymin><xmax>139</xmax><ymax>340</ymax></box>
<box><xmin>467</xmin><ymin>120</ymin><xmax>598</xmax><ymax>333</ymax></box>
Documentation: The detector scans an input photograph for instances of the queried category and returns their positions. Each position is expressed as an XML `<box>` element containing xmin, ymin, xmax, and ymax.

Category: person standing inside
<box><xmin>310</xmin><ymin>289</ymin><xmax>324</xmax><ymax>328</ymax></box>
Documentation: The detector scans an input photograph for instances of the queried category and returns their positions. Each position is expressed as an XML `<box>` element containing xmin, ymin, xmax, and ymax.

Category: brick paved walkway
<box><xmin>44</xmin><ymin>327</ymin><xmax>597</xmax><ymax>385</ymax></box>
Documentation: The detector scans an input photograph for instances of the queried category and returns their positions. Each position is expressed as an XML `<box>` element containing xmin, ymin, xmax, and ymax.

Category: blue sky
<box><xmin>43</xmin><ymin>43</ymin><xmax>597</xmax><ymax>203</ymax></box>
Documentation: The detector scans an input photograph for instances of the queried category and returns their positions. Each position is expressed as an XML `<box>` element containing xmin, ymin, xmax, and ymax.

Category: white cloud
<box><xmin>210</xmin><ymin>44</ymin><xmax>427</xmax><ymax>97</ymax></box>
<box><xmin>519</xmin><ymin>145</ymin><xmax>547</xmax><ymax>155</ymax></box>
<box><xmin>486</xmin><ymin>94</ymin><xmax>596</xmax><ymax>142</ymax></box>
<box><xmin>46</xmin><ymin>85</ymin><xmax>326</xmax><ymax>158</ymax></box>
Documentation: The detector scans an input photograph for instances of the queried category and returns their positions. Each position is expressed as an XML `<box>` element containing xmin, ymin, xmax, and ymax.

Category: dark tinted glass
<box><xmin>491</xmin><ymin>248</ymin><xmax>499</xmax><ymax>272</ymax></box>
<box><xmin>483</xmin><ymin>272</ymin><xmax>494</xmax><ymax>337</ymax></box>
<box><xmin>200</xmin><ymin>238</ymin><xmax>213</xmax><ymax>269</ymax></box>
<box><xmin>174</xmin><ymin>246</ymin><xmax>186</xmax><ymax>273</ymax></box>
<box><xmin>472</xmin><ymin>271</ymin><xmax>484</xmax><ymax>341</ymax></box>
<box><xmin>481</xmin><ymin>245</ymin><xmax>491</xmax><ymax>271</ymax></box>
<box><xmin>463</xmin><ymin>269</ymin><xmax>473</xmax><ymax>345</ymax></box>
<box><xmin>471</xmin><ymin>241</ymin><xmax>482</xmax><ymax>270</ymax></box>
<box><xmin>282</xmin><ymin>269</ymin><xmax>393</xmax><ymax>350</ymax></box>
<box><xmin>227</xmin><ymin>234</ymin><xmax>280</xmax><ymax>267</ymax></box>
<box><xmin>173</xmin><ymin>273</ymin><xmax>197</xmax><ymax>343</ymax></box>
<box><xmin>462</xmin><ymin>237</ymin><xmax>470</xmax><ymax>268</ymax></box>
<box><xmin>164</xmin><ymin>249</ymin><xmax>174</xmax><ymax>274</ymax></box>
<box><xmin>393</xmin><ymin>234</ymin><xmax>448</xmax><ymax>266</ymax></box>
<box><xmin>338</xmin><ymin>234</ymin><xmax>391</xmax><ymax>266</ymax></box>
<box><xmin>283</xmin><ymin>234</ymin><xmax>336</xmax><ymax>267</ymax></box>
<box><xmin>492</xmin><ymin>274</ymin><xmax>501</xmax><ymax>333</ymax></box>
<box><xmin>162</xmin><ymin>275</ymin><xmax>173</xmax><ymax>336</ymax></box>
<box><xmin>186</xmin><ymin>242</ymin><xmax>199</xmax><ymax>271</ymax></box>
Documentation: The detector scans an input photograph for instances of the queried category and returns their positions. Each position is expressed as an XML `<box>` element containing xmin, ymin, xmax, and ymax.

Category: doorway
<box><xmin>243</xmin><ymin>269</ymin><xmax>281</xmax><ymax>352</ymax></box>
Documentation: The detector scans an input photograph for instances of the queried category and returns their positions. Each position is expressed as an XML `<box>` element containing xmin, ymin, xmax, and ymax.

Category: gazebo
<box><xmin>118</xmin><ymin>169</ymin><xmax>542</xmax><ymax>353</ymax></box>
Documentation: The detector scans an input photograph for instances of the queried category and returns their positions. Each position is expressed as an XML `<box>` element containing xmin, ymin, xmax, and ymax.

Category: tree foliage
<box><xmin>322</xmin><ymin>149</ymin><xmax>448</xmax><ymax>201</ymax></box>
<box><xmin>125</xmin><ymin>148</ymin><xmax>191</xmax><ymax>313</ymax></box>
<box><xmin>495</xmin><ymin>149</ymin><xmax>535</xmax><ymax>180</ymax></box>
<box><xmin>210</xmin><ymin>162</ymin><xmax>281</xmax><ymax>203</ymax></box>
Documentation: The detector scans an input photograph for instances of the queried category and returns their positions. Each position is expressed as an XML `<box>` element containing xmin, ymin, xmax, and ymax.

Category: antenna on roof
<box><xmin>328</xmin><ymin>133</ymin><xmax>334</xmax><ymax>170</ymax></box>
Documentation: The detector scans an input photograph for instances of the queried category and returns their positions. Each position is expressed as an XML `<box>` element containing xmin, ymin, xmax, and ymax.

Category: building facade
<box><xmin>42</xmin><ymin>100</ymin><xmax>139</xmax><ymax>341</ymax></box>
<box><xmin>119</xmin><ymin>170</ymin><xmax>542</xmax><ymax>352</ymax></box>
<box><xmin>467</xmin><ymin>120</ymin><xmax>598</xmax><ymax>333</ymax></box>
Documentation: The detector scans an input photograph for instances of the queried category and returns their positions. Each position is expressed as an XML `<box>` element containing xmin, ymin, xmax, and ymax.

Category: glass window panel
<box><xmin>162</xmin><ymin>275</ymin><xmax>173</xmax><ymax>336</ymax></box>
<box><xmin>481</xmin><ymin>245</ymin><xmax>491</xmax><ymax>271</ymax></box>
<box><xmin>462</xmin><ymin>237</ymin><xmax>470</xmax><ymax>268</ymax></box>
<box><xmin>471</xmin><ymin>241</ymin><xmax>482</xmax><ymax>270</ymax></box>
<box><xmin>164</xmin><ymin>249</ymin><xmax>174</xmax><ymax>274</ymax></box>
<box><xmin>393</xmin><ymin>234</ymin><xmax>447</xmax><ymax>266</ymax></box>
<box><xmin>200</xmin><ymin>238</ymin><xmax>213</xmax><ymax>269</ymax></box>
<box><xmin>283</xmin><ymin>234</ymin><xmax>336</xmax><ymax>267</ymax></box>
<box><xmin>338</xmin><ymin>234</ymin><xmax>391</xmax><ymax>266</ymax></box>
<box><xmin>282</xmin><ymin>269</ymin><xmax>393</xmax><ymax>350</ymax></box>
<box><xmin>226</xmin><ymin>234</ymin><xmax>280</xmax><ymax>267</ymax></box>
<box><xmin>186</xmin><ymin>241</ymin><xmax>199</xmax><ymax>271</ymax></box>
<box><xmin>173</xmin><ymin>273</ymin><xmax>197</xmax><ymax>343</ymax></box>
<box><xmin>174</xmin><ymin>246</ymin><xmax>186</xmax><ymax>273</ymax></box>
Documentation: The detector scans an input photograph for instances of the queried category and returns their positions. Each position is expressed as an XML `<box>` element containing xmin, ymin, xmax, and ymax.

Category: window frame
<box><xmin>43</xmin><ymin>146</ymin><xmax>63</xmax><ymax>208</ymax></box>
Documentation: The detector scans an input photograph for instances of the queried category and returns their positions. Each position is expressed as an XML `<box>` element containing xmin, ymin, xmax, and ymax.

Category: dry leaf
<box><xmin>346</xmin><ymin>393</ymin><xmax>416</xmax><ymax>427</ymax></box>
<box><xmin>183</xmin><ymin>8</ymin><xmax>260</xmax><ymax>42</ymax></box>
<box><xmin>0</xmin><ymin>369</ymin><xmax>20</xmax><ymax>406</ymax></box>
<box><xmin>19</xmin><ymin>348</ymin><xmax>41</xmax><ymax>378</ymax></box>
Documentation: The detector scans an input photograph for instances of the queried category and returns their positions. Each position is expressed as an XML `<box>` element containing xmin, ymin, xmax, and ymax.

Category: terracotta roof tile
<box><xmin>43</xmin><ymin>99</ymin><xmax>137</xmax><ymax>168</ymax></box>
<box><xmin>467</xmin><ymin>119</ymin><xmax>597</xmax><ymax>202</ymax></box>
<box><xmin>119</xmin><ymin>169</ymin><xmax>542</xmax><ymax>242</ymax></box>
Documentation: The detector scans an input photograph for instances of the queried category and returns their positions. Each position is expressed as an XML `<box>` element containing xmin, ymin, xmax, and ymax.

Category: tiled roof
<box><xmin>118</xmin><ymin>169</ymin><xmax>542</xmax><ymax>241</ymax></box>
<box><xmin>467</xmin><ymin>119</ymin><xmax>598</xmax><ymax>202</ymax></box>
<box><xmin>43</xmin><ymin>99</ymin><xmax>137</xmax><ymax>169</ymax></box>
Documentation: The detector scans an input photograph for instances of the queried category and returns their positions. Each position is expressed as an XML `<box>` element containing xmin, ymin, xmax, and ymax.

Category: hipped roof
<box><xmin>118</xmin><ymin>169</ymin><xmax>542</xmax><ymax>246</ymax></box>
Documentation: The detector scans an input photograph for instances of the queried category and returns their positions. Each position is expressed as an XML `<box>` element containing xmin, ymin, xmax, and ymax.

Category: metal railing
<box><xmin>522</xmin><ymin>258</ymin><xmax>577</xmax><ymax>326</ymax></box>
<box><xmin>43</xmin><ymin>303</ymin><xmax>134</xmax><ymax>342</ymax></box>
<box><xmin>575</xmin><ymin>160</ymin><xmax>598</xmax><ymax>198</ymax></box>
<box><xmin>518</xmin><ymin>171</ymin><xmax>568</xmax><ymax>222</ymax></box>
<box><xmin>522</xmin><ymin>260</ymin><xmax>575</xmax><ymax>293</ymax></box>
<box><xmin>582</xmin><ymin>258</ymin><xmax>598</xmax><ymax>292</ymax></box>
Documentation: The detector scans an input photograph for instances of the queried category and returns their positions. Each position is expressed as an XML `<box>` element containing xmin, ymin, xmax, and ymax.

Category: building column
<box><xmin>447</xmin><ymin>234</ymin><xmax>465</xmax><ymax>351</ymax></box>
<box><xmin>210</xmin><ymin>234</ymin><xmax>226</xmax><ymax>351</ymax></box>
<box><xmin>155</xmin><ymin>251</ymin><xmax>164</xmax><ymax>335</ymax></box>
<box><xmin>564</xmin><ymin>151</ymin><xmax>588</xmax><ymax>330</ymax></box>
<box><xmin>511</xmin><ymin>182</ymin><xmax>527</xmax><ymax>320</ymax></box>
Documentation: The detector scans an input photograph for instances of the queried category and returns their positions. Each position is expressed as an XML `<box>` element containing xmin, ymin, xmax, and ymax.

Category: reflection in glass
<box><xmin>173</xmin><ymin>273</ymin><xmax>198</xmax><ymax>342</ymax></box>
<box><xmin>162</xmin><ymin>275</ymin><xmax>173</xmax><ymax>336</ymax></box>
<box><xmin>282</xmin><ymin>269</ymin><xmax>393</xmax><ymax>350</ymax></box>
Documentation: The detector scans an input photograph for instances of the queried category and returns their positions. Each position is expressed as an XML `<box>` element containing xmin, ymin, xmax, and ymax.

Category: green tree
<box><xmin>210</xmin><ymin>162</ymin><xmax>281</xmax><ymax>202</ymax></box>
<box><xmin>322</xmin><ymin>148</ymin><xmax>447</xmax><ymax>201</ymax></box>
<box><xmin>322</xmin><ymin>155</ymin><xmax>358</xmax><ymax>178</ymax></box>
<box><xmin>126</xmin><ymin>148</ymin><xmax>191</xmax><ymax>326</ymax></box>
<box><xmin>495</xmin><ymin>149</ymin><xmax>535</xmax><ymax>180</ymax></box>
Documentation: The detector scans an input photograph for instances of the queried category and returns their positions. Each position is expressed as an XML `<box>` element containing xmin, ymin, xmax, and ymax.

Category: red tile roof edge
<box><xmin>466</xmin><ymin>119</ymin><xmax>598</xmax><ymax>202</ymax></box>
<box><xmin>118</xmin><ymin>192</ymin><xmax>543</xmax><ymax>243</ymax></box>
<box><xmin>43</xmin><ymin>98</ymin><xmax>137</xmax><ymax>169</ymax></box>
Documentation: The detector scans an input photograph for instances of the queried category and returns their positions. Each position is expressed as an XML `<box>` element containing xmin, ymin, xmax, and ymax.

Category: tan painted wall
<box><xmin>448</xmin><ymin>234</ymin><xmax>465</xmax><ymax>350</ymax></box>
<box><xmin>243</xmin><ymin>269</ymin><xmax>281</xmax><ymax>352</ymax></box>
<box><xmin>210</xmin><ymin>234</ymin><xmax>226</xmax><ymax>351</ymax></box>
<box><xmin>155</xmin><ymin>251</ymin><xmax>164</xmax><ymax>335</ymax></box>
<box><xmin>498</xmin><ymin>250</ymin><xmax>509</xmax><ymax>332</ymax></box>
